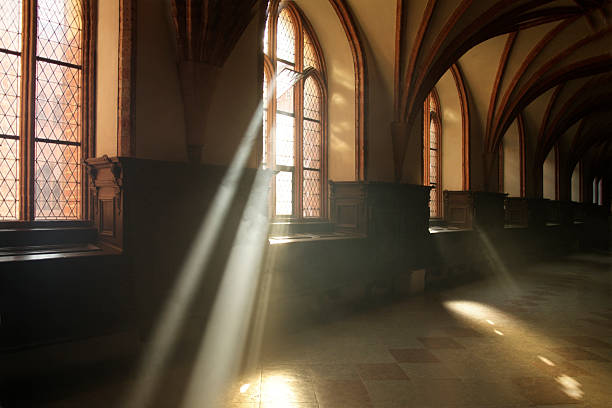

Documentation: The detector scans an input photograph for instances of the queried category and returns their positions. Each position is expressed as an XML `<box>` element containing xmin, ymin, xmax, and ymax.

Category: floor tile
<box><xmin>580</xmin><ymin>318</ymin><xmax>612</xmax><ymax>329</ymax></box>
<box><xmin>363</xmin><ymin>380</ymin><xmax>415</xmax><ymax>406</ymax></box>
<box><xmin>398</xmin><ymin>362</ymin><xmax>460</xmax><ymax>379</ymax></box>
<box><xmin>409</xmin><ymin>378</ymin><xmax>476</xmax><ymax>407</ymax></box>
<box><xmin>356</xmin><ymin>363</ymin><xmax>409</xmax><ymax>381</ymax></box>
<box><xmin>548</xmin><ymin>347</ymin><xmax>610</xmax><ymax>362</ymax></box>
<box><xmin>559</xmin><ymin>336</ymin><xmax>612</xmax><ymax>348</ymax></box>
<box><xmin>441</xmin><ymin>326</ymin><xmax>484</xmax><ymax>337</ymax></box>
<box><xmin>260</xmin><ymin>403</ymin><xmax>318</xmax><ymax>408</ymax></box>
<box><xmin>388</xmin><ymin>348</ymin><xmax>441</xmax><ymax>363</ymax></box>
<box><xmin>308</xmin><ymin>363</ymin><xmax>360</xmax><ymax>380</ymax></box>
<box><xmin>314</xmin><ymin>379</ymin><xmax>372</xmax><ymax>407</ymax></box>
<box><xmin>463</xmin><ymin>379</ymin><xmax>531</xmax><ymax>406</ymax></box>
<box><xmin>418</xmin><ymin>336</ymin><xmax>466</xmax><ymax>349</ymax></box>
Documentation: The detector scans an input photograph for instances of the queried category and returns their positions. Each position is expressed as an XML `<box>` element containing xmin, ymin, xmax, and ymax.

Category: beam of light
<box><xmin>538</xmin><ymin>355</ymin><xmax>555</xmax><ymax>366</ymax></box>
<box><xmin>494</xmin><ymin>329</ymin><xmax>504</xmax><ymax>336</ymax></box>
<box><xmin>240</xmin><ymin>383</ymin><xmax>251</xmax><ymax>394</ymax></box>
<box><xmin>124</xmin><ymin>83</ymin><xmax>275</xmax><ymax>408</ymax></box>
<box><xmin>555</xmin><ymin>375</ymin><xmax>584</xmax><ymax>400</ymax></box>
<box><xmin>473</xmin><ymin>227</ymin><xmax>519</xmax><ymax>293</ymax></box>
<box><xmin>180</xmin><ymin>167</ymin><xmax>273</xmax><ymax>408</ymax></box>
<box><xmin>486</xmin><ymin>319</ymin><xmax>495</xmax><ymax>325</ymax></box>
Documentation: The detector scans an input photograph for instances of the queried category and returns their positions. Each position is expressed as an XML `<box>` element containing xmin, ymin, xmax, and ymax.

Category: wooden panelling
<box><xmin>572</xmin><ymin>201</ymin><xmax>586</xmax><ymax>222</ymax></box>
<box><xmin>526</xmin><ymin>198</ymin><xmax>549</xmax><ymax>228</ymax></box>
<box><xmin>546</xmin><ymin>200</ymin><xmax>562</xmax><ymax>225</ymax></box>
<box><xmin>329</xmin><ymin>182</ymin><xmax>366</xmax><ymax>233</ymax></box>
<box><xmin>444</xmin><ymin>191</ymin><xmax>473</xmax><ymax>228</ymax></box>
<box><xmin>330</xmin><ymin>182</ymin><xmax>431</xmax><ymax>238</ymax></box>
<box><xmin>444</xmin><ymin>191</ymin><xmax>506</xmax><ymax>230</ymax></box>
<box><xmin>505</xmin><ymin>197</ymin><xmax>528</xmax><ymax>226</ymax></box>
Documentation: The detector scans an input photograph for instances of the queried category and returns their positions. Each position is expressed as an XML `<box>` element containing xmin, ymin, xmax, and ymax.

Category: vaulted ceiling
<box><xmin>395</xmin><ymin>0</ymin><xmax>611</xmax><ymax>181</ymax></box>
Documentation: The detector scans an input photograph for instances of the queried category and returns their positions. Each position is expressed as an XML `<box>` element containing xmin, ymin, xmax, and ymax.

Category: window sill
<box><xmin>0</xmin><ymin>243</ymin><xmax>120</xmax><ymax>264</ymax></box>
<box><xmin>0</xmin><ymin>223</ymin><xmax>97</xmax><ymax>247</ymax></box>
<box><xmin>268</xmin><ymin>231</ymin><xmax>366</xmax><ymax>245</ymax></box>
<box><xmin>269</xmin><ymin>220</ymin><xmax>333</xmax><ymax>235</ymax></box>
<box><xmin>428</xmin><ymin>226</ymin><xmax>470</xmax><ymax>234</ymax></box>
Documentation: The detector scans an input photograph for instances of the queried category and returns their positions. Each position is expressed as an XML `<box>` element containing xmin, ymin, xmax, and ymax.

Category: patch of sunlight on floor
<box><xmin>556</xmin><ymin>375</ymin><xmax>584</xmax><ymax>400</ymax></box>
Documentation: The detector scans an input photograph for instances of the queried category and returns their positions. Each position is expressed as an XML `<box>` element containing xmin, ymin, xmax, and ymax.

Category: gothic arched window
<box><xmin>424</xmin><ymin>90</ymin><xmax>442</xmax><ymax>218</ymax></box>
<box><xmin>263</xmin><ymin>3</ymin><xmax>327</xmax><ymax>219</ymax></box>
<box><xmin>0</xmin><ymin>0</ymin><xmax>94</xmax><ymax>221</ymax></box>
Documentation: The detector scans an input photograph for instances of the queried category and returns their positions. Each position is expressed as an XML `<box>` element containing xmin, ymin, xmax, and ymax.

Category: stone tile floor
<box><xmin>220</xmin><ymin>252</ymin><xmax>611</xmax><ymax>408</ymax></box>
<box><xmin>23</xmin><ymin>251</ymin><xmax>612</xmax><ymax>407</ymax></box>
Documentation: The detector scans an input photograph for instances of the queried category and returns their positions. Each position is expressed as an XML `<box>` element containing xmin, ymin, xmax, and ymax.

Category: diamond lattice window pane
<box><xmin>34</xmin><ymin>141</ymin><xmax>80</xmax><ymax>220</ymax></box>
<box><xmin>35</xmin><ymin>61</ymin><xmax>81</xmax><ymax>142</ymax></box>
<box><xmin>1</xmin><ymin>53</ymin><xmax>21</xmax><ymax>137</ymax></box>
<box><xmin>429</xmin><ymin>149</ymin><xmax>437</xmax><ymax>182</ymax></box>
<box><xmin>303</xmin><ymin>119</ymin><xmax>321</xmax><ymax>170</ymax></box>
<box><xmin>304</xmin><ymin>76</ymin><xmax>321</xmax><ymax>121</ymax></box>
<box><xmin>275</xmin><ymin>171</ymin><xmax>292</xmax><ymax>216</ymax></box>
<box><xmin>37</xmin><ymin>0</ymin><xmax>82</xmax><ymax>65</ymax></box>
<box><xmin>275</xmin><ymin>113</ymin><xmax>294</xmax><ymax>167</ymax></box>
<box><xmin>276</xmin><ymin>61</ymin><xmax>295</xmax><ymax>114</ymax></box>
<box><xmin>0</xmin><ymin>137</ymin><xmax>19</xmax><ymax>220</ymax></box>
<box><xmin>0</xmin><ymin>0</ymin><xmax>22</xmax><ymax>52</ymax></box>
<box><xmin>303</xmin><ymin>32</ymin><xmax>320</xmax><ymax>71</ymax></box>
<box><xmin>276</xmin><ymin>9</ymin><xmax>295</xmax><ymax>63</ymax></box>
<box><xmin>429</xmin><ymin>187</ymin><xmax>439</xmax><ymax>218</ymax></box>
<box><xmin>429</xmin><ymin>118</ymin><xmax>438</xmax><ymax>148</ymax></box>
<box><xmin>303</xmin><ymin>170</ymin><xmax>320</xmax><ymax>218</ymax></box>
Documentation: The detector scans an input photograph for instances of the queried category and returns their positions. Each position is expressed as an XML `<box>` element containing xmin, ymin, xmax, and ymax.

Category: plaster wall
<box><xmin>134</xmin><ymin>0</ymin><xmax>186</xmax><ymax>161</ymax></box>
<box><xmin>202</xmin><ymin>19</ymin><xmax>261</xmax><ymax>168</ymax></box>
<box><xmin>503</xmin><ymin>120</ymin><xmax>521</xmax><ymax>197</ymax></box>
<box><xmin>96</xmin><ymin>0</ymin><xmax>119</xmax><ymax>157</ymax></box>
<box><xmin>459</xmin><ymin>35</ymin><xmax>508</xmax><ymax>190</ymax></box>
<box><xmin>345</xmin><ymin>0</ymin><xmax>396</xmax><ymax>181</ymax></box>
<box><xmin>436</xmin><ymin>70</ymin><xmax>463</xmax><ymax>191</ymax></box>
<box><xmin>543</xmin><ymin>149</ymin><xmax>556</xmax><ymax>200</ymax></box>
<box><xmin>571</xmin><ymin>164</ymin><xmax>581</xmax><ymax>202</ymax></box>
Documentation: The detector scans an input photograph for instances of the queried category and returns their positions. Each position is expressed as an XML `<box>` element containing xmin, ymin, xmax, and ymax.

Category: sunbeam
<box><xmin>124</xmin><ymin>84</ymin><xmax>275</xmax><ymax>408</ymax></box>
<box><xmin>180</xmin><ymin>167</ymin><xmax>273</xmax><ymax>408</ymax></box>
<box><xmin>473</xmin><ymin>227</ymin><xmax>519</xmax><ymax>293</ymax></box>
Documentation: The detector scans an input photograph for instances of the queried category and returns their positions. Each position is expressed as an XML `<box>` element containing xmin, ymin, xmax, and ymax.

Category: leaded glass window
<box><xmin>263</xmin><ymin>4</ymin><xmax>327</xmax><ymax>219</ymax></box>
<box><xmin>0</xmin><ymin>0</ymin><xmax>89</xmax><ymax>222</ymax></box>
<box><xmin>424</xmin><ymin>90</ymin><xmax>442</xmax><ymax>219</ymax></box>
<box><xmin>0</xmin><ymin>0</ymin><xmax>22</xmax><ymax>220</ymax></box>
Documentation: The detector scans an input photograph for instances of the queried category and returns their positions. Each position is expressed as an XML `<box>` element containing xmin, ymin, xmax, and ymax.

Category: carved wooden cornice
<box><xmin>84</xmin><ymin>156</ymin><xmax>125</xmax><ymax>251</ymax></box>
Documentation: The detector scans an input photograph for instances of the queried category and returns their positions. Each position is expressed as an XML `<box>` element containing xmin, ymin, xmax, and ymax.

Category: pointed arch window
<box><xmin>593</xmin><ymin>177</ymin><xmax>603</xmax><ymax>206</ymax></box>
<box><xmin>424</xmin><ymin>90</ymin><xmax>442</xmax><ymax>218</ymax></box>
<box><xmin>263</xmin><ymin>4</ymin><xmax>327</xmax><ymax>219</ymax></box>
